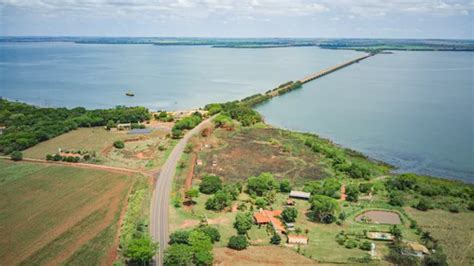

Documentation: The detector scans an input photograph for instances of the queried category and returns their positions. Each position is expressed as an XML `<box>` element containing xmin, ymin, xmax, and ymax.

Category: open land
<box><xmin>0</xmin><ymin>160</ymin><xmax>139</xmax><ymax>265</ymax></box>
<box><xmin>23</xmin><ymin>124</ymin><xmax>175</xmax><ymax>171</ymax></box>
<box><xmin>405</xmin><ymin>208</ymin><xmax>474</xmax><ymax>265</ymax></box>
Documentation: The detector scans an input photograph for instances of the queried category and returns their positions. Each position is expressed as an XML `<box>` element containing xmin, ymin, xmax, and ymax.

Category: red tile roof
<box><xmin>253</xmin><ymin>210</ymin><xmax>285</xmax><ymax>233</ymax></box>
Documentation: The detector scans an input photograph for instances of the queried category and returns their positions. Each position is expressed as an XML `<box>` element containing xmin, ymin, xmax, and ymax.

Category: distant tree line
<box><xmin>0</xmin><ymin>99</ymin><xmax>151</xmax><ymax>154</ymax></box>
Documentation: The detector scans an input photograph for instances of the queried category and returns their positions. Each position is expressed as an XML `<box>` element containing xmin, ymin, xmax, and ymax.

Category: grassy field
<box><xmin>0</xmin><ymin>160</ymin><xmax>137</xmax><ymax>265</ymax></box>
<box><xmin>23</xmin><ymin>127</ymin><xmax>175</xmax><ymax>171</ymax></box>
<box><xmin>405</xmin><ymin>207</ymin><xmax>474</xmax><ymax>265</ymax></box>
<box><xmin>195</xmin><ymin>126</ymin><xmax>331</xmax><ymax>185</ymax></box>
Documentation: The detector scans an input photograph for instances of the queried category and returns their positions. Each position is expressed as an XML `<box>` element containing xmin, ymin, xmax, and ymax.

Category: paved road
<box><xmin>151</xmin><ymin>117</ymin><xmax>214</xmax><ymax>265</ymax></box>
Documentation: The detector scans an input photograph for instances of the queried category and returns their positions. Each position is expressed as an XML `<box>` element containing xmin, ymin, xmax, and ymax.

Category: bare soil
<box><xmin>355</xmin><ymin>210</ymin><xmax>401</xmax><ymax>225</ymax></box>
<box><xmin>213</xmin><ymin>246</ymin><xmax>317</xmax><ymax>265</ymax></box>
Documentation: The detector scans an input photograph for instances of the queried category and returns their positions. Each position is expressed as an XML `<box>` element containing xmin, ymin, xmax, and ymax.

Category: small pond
<box><xmin>355</xmin><ymin>210</ymin><xmax>401</xmax><ymax>225</ymax></box>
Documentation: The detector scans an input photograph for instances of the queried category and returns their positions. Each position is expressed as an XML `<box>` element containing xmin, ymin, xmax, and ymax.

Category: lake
<box><xmin>1</xmin><ymin>43</ymin><xmax>472</xmax><ymax>181</ymax></box>
<box><xmin>256</xmin><ymin>51</ymin><xmax>473</xmax><ymax>182</ymax></box>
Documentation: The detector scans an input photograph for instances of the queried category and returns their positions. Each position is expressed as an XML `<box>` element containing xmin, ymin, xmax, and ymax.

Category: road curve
<box><xmin>151</xmin><ymin>116</ymin><xmax>214</xmax><ymax>265</ymax></box>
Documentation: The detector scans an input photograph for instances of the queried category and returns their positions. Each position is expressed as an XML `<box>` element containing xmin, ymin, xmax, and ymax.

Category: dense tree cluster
<box><xmin>204</xmin><ymin>101</ymin><xmax>262</xmax><ymax>127</ymax></box>
<box><xmin>386</xmin><ymin>174</ymin><xmax>473</xmax><ymax>211</ymax></box>
<box><xmin>247</xmin><ymin>172</ymin><xmax>277</xmax><ymax>196</ymax></box>
<box><xmin>0</xmin><ymin>99</ymin><xmax>150</xmax><ymax>154</ymax></box>
<box><xmin>171</xmin><ymin>112</ymin><xmax>203</xmax><ymax>138</ymax></box>
<box><xmin>165</xmin><ymin>226</ymin><xmax>220</xmax><ymax>265</ymax></box>
<box><xmin>199</xmin><ymin>175</ymin><xmax>223</xmax><ymax>194</ymax></box>
<box><xmin>309</xmin><ymin>195</ymin><xmax>339</xmax><ymax>223</ymax></box>
<box><xmin>304</xmin><ymin>178</ymin><xmax>341</xmax><ymax>199</ymax></box>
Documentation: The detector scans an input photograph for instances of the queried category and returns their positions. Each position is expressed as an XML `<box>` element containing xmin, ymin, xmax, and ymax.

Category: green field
<box><xmin>406</xmin><ymin>207</ymin><xmax>474</xmax><ymax>265</ymax></box>
<box><xmin>0</xmin><ymin>160</ymin><xmax>137</xmax><ymax>265</ymax></box>
<box><xmin>23</xmin><ymin>127</ymin><xmax>174</xmax><ymax>170</ymax></box>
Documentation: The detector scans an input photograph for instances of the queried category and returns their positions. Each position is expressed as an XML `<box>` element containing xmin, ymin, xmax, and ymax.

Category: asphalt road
<box><xmin>150</xmin><ymin>117</ymin><xmax>213</xmax><ymax>265</ymax></box>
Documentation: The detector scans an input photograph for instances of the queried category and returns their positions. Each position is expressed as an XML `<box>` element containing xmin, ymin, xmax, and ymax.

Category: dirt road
<box><xmin>150</xmin><ymin>117</ymin><xmax>213</xmax><ymax>265</ymax></box>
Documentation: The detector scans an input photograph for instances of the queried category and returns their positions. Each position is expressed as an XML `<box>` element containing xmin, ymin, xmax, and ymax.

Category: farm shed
<box><xmin>289</xmin><ymin>191</ymin><xmax>311</xmax><ymax>200</ymax></box>
<box><xmin>288</xmin><ymin>235</ymin><xmax>309</xmax><ymax>245</ymax></box>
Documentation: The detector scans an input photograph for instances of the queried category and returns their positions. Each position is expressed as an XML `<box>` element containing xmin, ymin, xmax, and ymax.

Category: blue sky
<box><xmin>1</xmin><ymin>0</ymin><xmax>473</xmax><ymax>39</ymax></box>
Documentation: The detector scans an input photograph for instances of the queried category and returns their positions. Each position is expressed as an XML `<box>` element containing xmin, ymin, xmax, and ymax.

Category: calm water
<box><xmin>1</xmin><ymin>43</ymin><xmax>472</xmax><ymax>181</ymax></box>
<box><xmin>0</xmin><ymin>42</ymin><xmax>361</xmax><ymax>110</ymax></box>
<box><xmin>256</xmin><ymin>51</ymin><xmax>474</xmax><ymax>182</ymax></box>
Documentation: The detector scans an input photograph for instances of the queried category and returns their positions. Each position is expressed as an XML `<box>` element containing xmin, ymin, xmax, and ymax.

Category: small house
<box><xmin>253</xmin><ymin>209</ymin><xmax>285</xmax><ymax>233</ymax></box>
<box><xmin>196</xmin><ymin>159</ymin><xmax>203</xmax><ymax>166</ymax></box>
<box><xmin>285</xmin><ymin>222</ymin><xmax>295</xmax><ymax>231</ymax></box>
<box><xmin>289</xmin><ymin>191</ymin><xmax>311</xmax><ymax>200</ymax></box>
<box><xmin>403</xmin><ymin>242</ymin><xmax>430</xmax><ymax>258</ymax></box>
<box><xmin>288</xmin><ymin>235</ymin><xmax>308</xmax><ymax>245</ymax></box>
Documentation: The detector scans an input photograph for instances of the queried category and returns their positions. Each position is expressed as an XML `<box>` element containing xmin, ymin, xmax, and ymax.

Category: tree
<box><xmin>106</xmin><ymin>120</ymin><xmax>116</xmax><ymax>130</ymax></box>
<box><xmin>255</xmin><ymin>197</ymin><xmax>268</xmax><ymax>209</ymax></box>
<box><xmin>345</xmin><ymin>184</ymin><xmax>360</xmax><ymax>202</ymax></box>
<box><xmin>184</xmin><ymin>143</ymin><xmax>194</xmax><ymax>153</ymax></box>
<box><xmin>169</xmin><ymin>230</ymin><xmax>190</xmax><ymax>245</ymax></box>
<box><xmin>113</xmin><ymin>140</ymin><xmax>125</xmax><ymax>149</ymax></box>
<box><xmin>198</xmin><ymin>226</ymin><xmax>221</xmax><ymax>243</ymax></box>
<box><xmin>247</xmin><ymin>172</ymin><xmax>276</xmax><ymax>196</ymax></box>
<box><xmin>10</xmin><ymin>150</ymin><xmax>23</xmax><ymax>161</ymax></box>
<box><xmin>270</xmin><ymin>233</ymin><xmax>281</xmax><ymax>245</ymax></box>
<box><xmin>415</xmin><ymin>197</ymin><xmax>431</xmax><ymax>211</ymax></box>
<box><xmin>279</xmin><ymin>179</ymin><xmax>292</xmax><ymax>193</ymax></box>
<box><xmin>123</xmin><ymin>234</ymin><xmax>159</xmax><ymax>263</ymax></box>
<box><xmin>228</xmin><ymin>235</ymin><xmax>249</xmax><ymax>250</ymax></box>
<box><xmin>233</xmin><ymin>212</ymin><xmax>253</xmax><ymax>235</ymax></box>
<box><xmin>164</xmin><ymin>244</ymin><xmax>194</xmax><ymax>266</ymax></box>
<box><xmin>347</xmin><ymin>163</ymin><xmax>371</xmax><ymax>179</ymax></box>
<box><xmin>359</xmin><ymin>241</ymin><xmax>372</xmax><ymax>251</ymax></box>
<box><xmin>205</xmin><ymin>190</ymin><xmax>232</xmax><ymax>211</ymax></box>
<box><xmin>185</xmin><ymin>189</ymin><xmax>199</xmax><ymax>204</ymax></box>
<box><xmin>309</xmin><ymin>195</ymin><xmax>339</xmax><ymax>223</ymax></box>
<box><xmin>388</xmin><ymin>191</ymin><xmax>405</xmax><ymax>207</ymax></box>
<box><xmin>199</xmin><ymin>175</ymin><xmax>222</xmax><ymax>194</ymax></box>
<box><xmin>359</xmin><ymin>182</ymin><xmax>373</xmax><ymax>193</ymax></box>
<box><xmin>281</xmin><ymin>207</ymin><xmax>298</xmax><ymax>223</ymax></box>
<box><xmin>390</xmin><ymin>225</ymin><xmax>402</xmax><ymax>239</ymax></box>
<box><xmin>188</xmin><ymin>230</ymin><xmax>213</xmax><ymax>265</ymax></box>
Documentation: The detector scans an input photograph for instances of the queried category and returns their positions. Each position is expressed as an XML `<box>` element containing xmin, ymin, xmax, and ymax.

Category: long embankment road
<box><xmin>299</xmin><ymin>54</ymin><xmax>372</xmax><ymax>84</ymax></box>
<box><xmin>151</xmin><ymin>116</ymin><xmax>215</xmax><ymax>266</ymax></box>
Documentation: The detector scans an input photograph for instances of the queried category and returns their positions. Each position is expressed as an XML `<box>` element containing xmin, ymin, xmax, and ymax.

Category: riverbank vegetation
<box><xmin>0</xmin><ymin>99</ymin><xmax>150</xmax><ymax>154</ymax></box>
<box><xmin>169</xmin><ymin>117</ymin><xmax>472</xmax><ymax>265</ymax></box>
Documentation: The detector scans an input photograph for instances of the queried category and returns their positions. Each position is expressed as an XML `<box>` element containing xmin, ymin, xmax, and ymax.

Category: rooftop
<box><xmin>289</xmin><ymin>191</ymin><xmax>311</xmax><ymax>199</ymax></box>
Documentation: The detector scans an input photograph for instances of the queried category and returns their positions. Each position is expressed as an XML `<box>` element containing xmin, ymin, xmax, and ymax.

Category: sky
<box><xmin>1</xmin><ymin>0</ymin><xmax>473</xmax><ymax>39</ymax></box>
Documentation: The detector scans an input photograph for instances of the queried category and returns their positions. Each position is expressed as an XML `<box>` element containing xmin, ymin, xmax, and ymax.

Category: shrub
<box><xmin>233</xmin><ymin>212</ymin><xmax>253</xmax><ymax>235</ymax></box>
<box><xmin>448</xmin><ymin>203</ymin><xmax>460</xmax><ymax>213</ymax></box>
<box><xmin>359</xmin><ymin>241</ymin><xmax>372</xmax><ymax>251</ymax></box>
<box><xmin>53</xmin><ymin>154</ymin><xmax>62</xmax><ymax>161</ymax></box>
<box><xmin>169</xmin><ymin>230</ymin><xmax>190</xmax><ymax>245</ymax></box>
<box><xmin>279</xmin><ymin>179</ymin><xmax>292</xmax><ymax>193</ymax></box>
<box><xmin>228</xmin><ymin>235</ymin><xmax>248</xmax><ymax>250</ymax></box>
<box><xmin>123</xmin><ymin>234</ymin><xmax>159</xmax><ymax>263</ymax></box>
<box><xmin>281</xmin><ymin>207</ymin><xmax>298</xmax><ymax>223</ymax></box>
<box><xmin>270</xmin><ymin>233</ymin><xmax>281</xmax><ymax>245</ymax></box>
<box><xmin>199</xmin><ymin>175</ymin><xmax>222</xmax><ymax>194</ymax></box>
<box><xmin>359</xmin><ymin>182</ymin><xmax>373</xmax><ymax>193</ymax></box>
<box><xmin>347</xmin><ymin>163</ymin><xmax>371</xmax><ymax>179</ymax></box>
<box><xmin>247</xmin><ymin>172</ymin><xmax>277</xmax><ymax>196</ymax></box>
<box><xmin>184</xmin><ymin>143</ymin><xmax>193</xmax><ymax>153</ymax></box>
<box><xmin>344</xmin><ymin>239</ymin><xmax>358</xmax><ymax>249</ymax></box>
<box><xmin>255</xmin><ymin>197</ymin><xmax>268</xmax><ymax>209</ymax></box>
<box><xmin>389</xmin><ymin>191</ymin><xmax>405</xmax><ymax>206</ymax></box>
<box><xmin>415</xmin><ymin>197</ymin><xmax>431</xmax><ymax>211</ymax></box>
<box><xmin>199</xmin><ymin>226</ymin><xmax>221</xmax><ymax>243</ymax></box>
<box><xmin>113</xmin><ymin>140</ymin><xmax>125</xmax><ymax>149</ymax></box>
<box><xmin>10</xmin><ymin>151</ymin><xmax>23</xmax><ymax>161</ymax></box>
<box><xmin>205</xmin><ymin>190</ymin><xmax>232</xmax><ymax>211</ymax></box>
<box><xmin>164</xmin><ymin>244</ymin><xmax>194</xmax><ymax>266</ymax></box>
<box><xmin>46</xmin><ymin>154</ymin><xmax>53</xmax><ymax>161</ymax></box>
<box><xmin>345</xmin><ymin>184</ymin><xmax>360</xmax><ymax>202</ymax></box>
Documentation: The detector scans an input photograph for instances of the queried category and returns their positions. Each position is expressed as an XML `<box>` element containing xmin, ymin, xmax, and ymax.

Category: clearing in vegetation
<box><xmin>355</xmin><ymin>210</ymin><xmax>402</xmax><ymax>225</ymax></box>
<box><xmin>405</xmin><ymin>207</ymin><xmax>474</xmax><ymax>266</ymax></box>
<box><xmin>213</xmin><ymin>246</ymin><xmax>315</xmax><ymax>265</ymax></box>
<box><xmin>0</xmin><ymin>160</ymin><xmax>137</xmax><ymax>265</ymax></box>
<box><xmin>23</xmin><ymin>126</ymin><xmax>175</xmax><ymax>171</ymax></box>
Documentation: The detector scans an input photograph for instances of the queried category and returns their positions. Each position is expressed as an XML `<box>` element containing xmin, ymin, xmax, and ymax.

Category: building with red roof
<box><xmin>253</xmin><ymin>209</ymin><xmax>285</xmax><ymax>233</ymax></box>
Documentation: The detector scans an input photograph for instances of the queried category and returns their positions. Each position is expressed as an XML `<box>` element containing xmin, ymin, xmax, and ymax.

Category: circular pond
<box><xmin>355</xmin><ymin>210</ymin><xmax>401</xmax><ymax>225</ymax></box>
